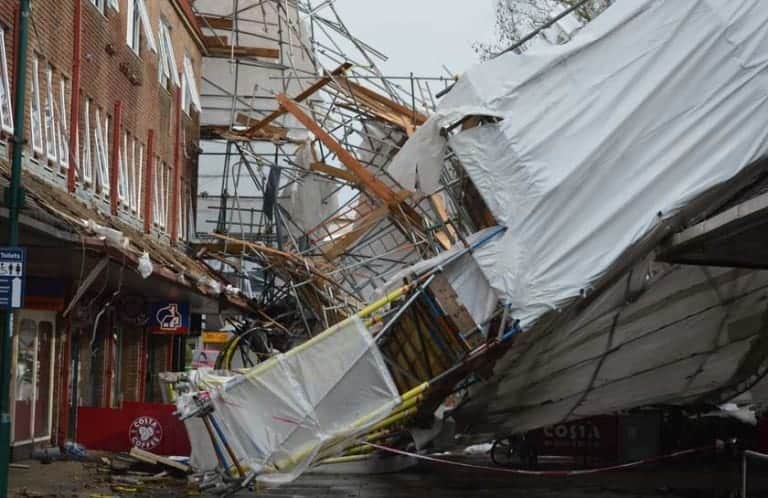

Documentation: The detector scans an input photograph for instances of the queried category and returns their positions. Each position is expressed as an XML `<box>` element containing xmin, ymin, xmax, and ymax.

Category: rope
<box><xmin>364</xmin><ymin>441</ymin><xmax>716</xmax><ymax>477</ymax></box>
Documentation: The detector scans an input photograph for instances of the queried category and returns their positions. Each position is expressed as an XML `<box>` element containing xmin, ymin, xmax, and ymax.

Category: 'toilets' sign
<box><xmin>0</xmin><ymin>247</ymin><xmax>25</xmax><ymax>309</ymax></box>
<box><xmin>149</xmin><ymin>302</ymin><xmax>190</xmax><ymax>335</ymax></box>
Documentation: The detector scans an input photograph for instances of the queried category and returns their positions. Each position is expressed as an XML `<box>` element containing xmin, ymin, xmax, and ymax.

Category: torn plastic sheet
<box><xmin>177</xmin><ymin>315</ymin><xmax>400</xmax><ymax>484</ymax></box>
<box><xmin>387</xmin><ymin>0</ymin><xmax>768</xmax><ymax>327</ymax></box>
<box><xmin>137</xmin><ymin>252</ymin><xmax>153</xmax><ymax>279</ymax></box>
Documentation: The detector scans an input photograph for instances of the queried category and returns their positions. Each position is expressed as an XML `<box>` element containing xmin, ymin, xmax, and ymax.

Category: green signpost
<box><xmin>0</xmin><ymin>0</ymin><xmax>31</xmax><ymax>495</ymax></box>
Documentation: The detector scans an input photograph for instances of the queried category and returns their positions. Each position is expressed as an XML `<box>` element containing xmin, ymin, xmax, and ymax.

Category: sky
<box><xmin>330</xmin><ymin>0</ymin><xmax>496</xmax><ymax>79</ymax></box>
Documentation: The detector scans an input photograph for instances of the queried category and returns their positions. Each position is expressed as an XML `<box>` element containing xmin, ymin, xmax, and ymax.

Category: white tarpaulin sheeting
<box><xmin>177</xmin><ymin>316</ymin><xmax>400</xmax><ymax>484</ymax></box>
<box><xmin>387</xmin><ymin>0</ymin><xmax>768</xmax><ymax>327</ymax></box>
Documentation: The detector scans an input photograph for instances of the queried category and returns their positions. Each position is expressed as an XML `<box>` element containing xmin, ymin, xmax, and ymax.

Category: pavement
<box><xmin>6</xmin><ymin>454</ymin><xmax>765</xmax><ymax>497</ymax></box>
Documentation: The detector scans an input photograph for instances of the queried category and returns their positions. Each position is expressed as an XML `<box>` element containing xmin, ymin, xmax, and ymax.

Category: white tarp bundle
<box><xmin>387</xmin><ymin>0</ymin><xmax>768</xmax><ymax>327</ymax></box>
<box><xmin>177</xmin><ymin>316</ymin><xmax>400</xmax><ymax>484</ymax></box>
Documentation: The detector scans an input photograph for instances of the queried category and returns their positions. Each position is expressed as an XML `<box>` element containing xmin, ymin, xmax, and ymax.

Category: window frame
<box><xmin>81</xmin><ymin>98</ymin><xmax>92</xmax><ymax>185</ymax></box>
<box><xmin>43</xmin><ymin>65</ymin><xmax>58</xmax><ymax>163</ymax></box>
<box><xmin>126</xmin><ymin>0</ymin><xmax>141</xmax><ymax>55</ymax></box>
<box><xmin>30</xmin><ymin>57</ymin><xmax>43</xmax><ymax>155</ymax></box>
<box><xmin>0</xmin><ymin>29</ymin><xmax>13</xmax><ymax>134</ymax></box>
<box><xmin>57</xmin><ymin>78</ymin><xmax>69</xmax><ymax>170</ymax></box>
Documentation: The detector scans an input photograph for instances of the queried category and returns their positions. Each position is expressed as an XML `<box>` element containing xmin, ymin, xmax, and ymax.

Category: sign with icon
<box><xmin>149</xmin><ymin>302</ymin><xmax>190</xmax><ymax>335</ymax></box>
<box><xmin>0</xmin><ymin>247</ymin><xmax>25</xmax><ymax>309</ymax></box>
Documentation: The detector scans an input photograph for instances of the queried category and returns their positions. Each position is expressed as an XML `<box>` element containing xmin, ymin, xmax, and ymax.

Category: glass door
<box><xmin>11</xmin><ymin>311</ymin><xmax>56</xmax><ymax>445</ymax></box>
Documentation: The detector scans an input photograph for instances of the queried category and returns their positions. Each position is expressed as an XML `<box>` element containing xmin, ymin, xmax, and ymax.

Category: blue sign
<box><xmin>149</xmin><ymin>302</ymin><xmax>189</xmax><ymax>335</ymax></box>
<box><xmin>0</xmin><ymin>247</ymin><xmax>25</xmax><ymax>310</ymax></box>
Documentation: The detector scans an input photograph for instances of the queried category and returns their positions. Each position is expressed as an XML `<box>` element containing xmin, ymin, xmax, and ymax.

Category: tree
<box><xmin>474</xmin><ymin>0</ymin><xmax>613</xmax><ymax>60</ymax></box>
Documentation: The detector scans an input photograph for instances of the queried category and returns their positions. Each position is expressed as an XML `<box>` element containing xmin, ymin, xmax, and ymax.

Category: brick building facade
<box><xmin>0</xmin><ymin>0</ymin><xmax>242</xmax><ymax>458</ymax></box>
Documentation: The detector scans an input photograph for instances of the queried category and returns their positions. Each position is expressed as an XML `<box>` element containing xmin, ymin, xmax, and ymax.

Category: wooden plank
<box><xmin>277</xmin><ymin>94</ymin><xmax>400</xmax><ymax>205</ymax></box>
<box><xmin>129</xmin><ymin>447</ymin><xmax>190</xmax><ymax>473</ymax></box>
<box><xmin>322</xmin><ymin>206</ymin><xmax>389</xmax><ymax>260</ymax></box>
<box><xmin>202</xmin><ymin>34</ymin><xmax>227</xmax><ymax>47</ymax></box>
<box><xmin>244</xmin><ymin>63</ymin><xmax>352</xmax><ymax>136</ymax></box>
<box><xmin>333</xmin><ymin>76</ymin><xmax>428</xmax><ymax>125</ymax></box>
<box><xmin>196</xmin><ymin>15</ymin><xmax>234</xmax><ymax>30</ymax></box>
<box><xmin>310</xmin><ymin>162</ymin><xmax>358</xmax><ymax>183</ymax></box>
<box><xmin>428</xmin><ymin>275</ymin><xmax>477</xmax><ymax>349</ymax></box>
<box><xmin>207</xmin><ymin>45</ymin><xmax>280</xmax><ymax>59</ymax></box>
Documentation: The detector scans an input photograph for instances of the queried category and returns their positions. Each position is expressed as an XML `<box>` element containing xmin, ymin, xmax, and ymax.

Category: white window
<box><xmin>93</xmin><ymin>107</ymin><xmax>110</xmax><ymax>194</ymax></box>
<box><xmin>118</xmin><ymin>132</ymin><xmax>129</xmax><ymax>204</ymax></box>
<box><xmin>153</xmin><ymin>159</ymin><xmax>168</xmax><ymax>229</ymax></box>
<box><xmin>178</xmin><ymin>184</ymin><xmax>187</xmax><ymax>241</ymax></box>
<box><xmin>107</xmin><ymin>0</ymin><xmax>119</xmax><ymax>12</ymax></box>
<box><xmin>127</xmin><ymin>0</ymin><xmax>157</xmax><ymax>54</ymax></box>
<box><xmin>181</xmin><ymin>55</ymin><xmax>201</xmax><ymax>115</ymax></box>
<box><xmin>30</xmin><ymin>57</ymin><xmax>43</xmax><ymax>154</ymax></box>
<box><xmin>43</xmin><ymin>65</ymin><xmax>58</xmax><ymax>162</ymax></box>
<box><xmin>89</xmin><ymin>0</ymin><xmax>106</xmax><ymax>15</ymax></box>
<box><xmin>157</xmin><ymin>20</ymin><xmax>180</xmax><ymax>89</ymax></box>
<box><xmin>126</xmin><ymin>0</ymin><xmax>141</xmax><ymax>54</ymax></box>
<box><xmin>80</xmin><ymin>98</ymin><xmax>92</xmax><ymax>185</ymax></box>
<box><xmin>132</xmin><ymin>141</ymin><xmax>143</xmax><ymax>214</ymax></box>
<box><xmin>0</xmin><ymin>30</ymin><xmax>13</xmax><ymax>134</ymax></box>
<box><xmin>58</xmin><ymin>79</ymin><xmax>69</xmax><ymax>169</ymax></box>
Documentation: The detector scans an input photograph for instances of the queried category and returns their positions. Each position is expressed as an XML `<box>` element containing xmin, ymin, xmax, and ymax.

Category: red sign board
<box><xmin>76</xmin><ymin>402</ymin><xmax>190</xmax><ymax>456</ymax></box>
<box><xmin>532</xmin><ymin>415</ymin><xmax>618</xmax><ymax>459</ymax></box>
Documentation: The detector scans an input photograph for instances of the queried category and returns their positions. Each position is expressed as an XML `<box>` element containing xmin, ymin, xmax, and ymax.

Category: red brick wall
<box><xmin>0</xmin><ymin>0</ymin><xmax>202</xmax><ymax>237</ymax></box>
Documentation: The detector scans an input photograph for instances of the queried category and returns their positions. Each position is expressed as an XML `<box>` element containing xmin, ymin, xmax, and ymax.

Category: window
<box><xmin>152</xmin><ymin>160</ymin><xmax>171</xmax><ymax>230</ymax></box>
<box><xmin>43</xmin><ymin>65</ymin><xmax>58</xmax><ymax>162</ymax></box>
<box><xmin>57</xmin><ymin>79</ymin><xmax>69</xmax><ymax>169</ymax></box>
<box><xmin>30</xmin><ymin>57</ymin><xmax>43</xmax><ymax>154</ymax></box>
<box><xmin>126</xmin><ymin>0</ymin><xmax>141</xmax><ymax>54</ymax></box>
<box><xmin>80</xmin><ymin>98</ymin><xmax>92</xmax><ymax>185</ymax></box>
<box><xmin>107</xmin><ymin>0</ymin><xmax>119</xmax><ymax>11</ymax></box>
<box><xmin>157</xmin><ymin>20</ymin><xmax>180</xmax><ymax>90</ymax></box>
<box><xmin>181</xmin><ymin>55</ymin><xmax>201</xmax><ymax>115</ymax></box>
<box><xmin>118</xmin><ymin>132</ymin><xmax>129</xmax><ymax>204</ymax></box>
<box><xmin>132</xmin><ymin>141</ymin><xmax>144</xmax><ymax>215</ymax></box>
<box><xmin>126</xmin><ymin>0</ymin><xmax>157</xmax><ymax>54</ymax></box>
<box><xmin>0</xmin><ymin>30</ymin><xmax>13</xmax><ymax>134</ymax></box>
<box><xmin>93</xmin><ymin>107</ymin><xmax>110</xmax><ymax>194</ymax></box>
<box><xmin>89</xmin><ymin>0</ymin><xmax>106</xmax><ymax>15</ymax></box>
<box><xmin>178</xmin><ymin>183</ymin><xmax>188</xmax><ymax>241</ymax></box>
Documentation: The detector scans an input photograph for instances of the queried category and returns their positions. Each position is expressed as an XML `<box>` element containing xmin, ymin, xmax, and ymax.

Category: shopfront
<box><xmin>11</xmin><ymin>310</ymin><xmax>56</xmax><ymax>450</ymax></box>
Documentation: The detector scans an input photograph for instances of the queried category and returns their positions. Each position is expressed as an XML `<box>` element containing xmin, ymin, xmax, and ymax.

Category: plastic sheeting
<box><xmin>387</xmin><ymin>0</ymin><xmax>768</xmax><ymax>327</ymax></box>
<box><xmin>177</xmin><ymin>315</ymin><xmax>400</xmax><ymax>484</ymax></box>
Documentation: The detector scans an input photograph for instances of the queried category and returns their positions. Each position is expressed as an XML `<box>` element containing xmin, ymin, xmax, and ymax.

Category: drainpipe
<box><xmin>67</xmin><ymin>0</ymin><xmax>81</xmax><ymax>193</ymax></box>
<box><xmin>0</xmin><ymin>0</ymin><xmax>31</xmax><ymax>492</ymax></box>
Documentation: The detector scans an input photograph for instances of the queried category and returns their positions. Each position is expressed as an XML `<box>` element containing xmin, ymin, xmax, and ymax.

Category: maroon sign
<box><xmin>128</xmin><ymin>416</ymin><xmax>164</xmax><ymax>450</ymax></box>
<box><xmin>77</xmin><ymin>402</ymin><xmax>190</xmax><ymax>456</ymax></box>
<box><xmin>533</xmin><ymin>415</ymin><xmax>618</xmax><ymax>459</ymax></box>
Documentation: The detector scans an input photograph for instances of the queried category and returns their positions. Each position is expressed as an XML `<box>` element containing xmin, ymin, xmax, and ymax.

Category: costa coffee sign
<box><xmin>129</xmin><ymin>416</ymin><xmax>164</xmax><ymax>450</ymax></box>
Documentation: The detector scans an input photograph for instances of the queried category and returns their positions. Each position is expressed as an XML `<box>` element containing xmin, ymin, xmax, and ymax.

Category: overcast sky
<box><xmin>331</xmin><ymin>0</ymin><xmax>496</xmax><ymax>79</ymax></box>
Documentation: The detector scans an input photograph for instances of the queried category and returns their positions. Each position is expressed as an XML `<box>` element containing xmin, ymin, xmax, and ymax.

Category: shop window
<box><xmin>0</xmin><ymin>29</ymin><xmax>13</xmax><ymax>134</ymax></box>
<box><xmin>57</xmin><ymin>78</ymin><xmax>69</xmax><ymax>170</ymax></box>
<box><xmin>43</xmin><ymin>65</ymin><xmax>58</xmax><ymax>163</ymax></box>
<box><xmin>12</xmin><ymin>315</ymin><xmax>55</xmax><ymax>445</ymax></box>
<box><xmin>30</xmin><ymin>57</ymin><xmax>43</xmax><ymax>154</ymax></box>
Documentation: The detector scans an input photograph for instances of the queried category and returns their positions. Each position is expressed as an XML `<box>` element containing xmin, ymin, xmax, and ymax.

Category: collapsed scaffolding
<box><xmin>164</xmin><ymin>0</ymin><xmax>515</xmax><ymax>492</ymax></box>
<box><xmin>189</xmin><ymin>0</ymin><xmax>483</xmax><ymax>358</ymax></box>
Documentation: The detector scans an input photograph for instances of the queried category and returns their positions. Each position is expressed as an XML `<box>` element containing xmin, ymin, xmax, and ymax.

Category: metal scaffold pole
<box><xmin>0</xmin><ymin>0</ymin><xmax>30</xmax><ymax>493</ymax></box>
